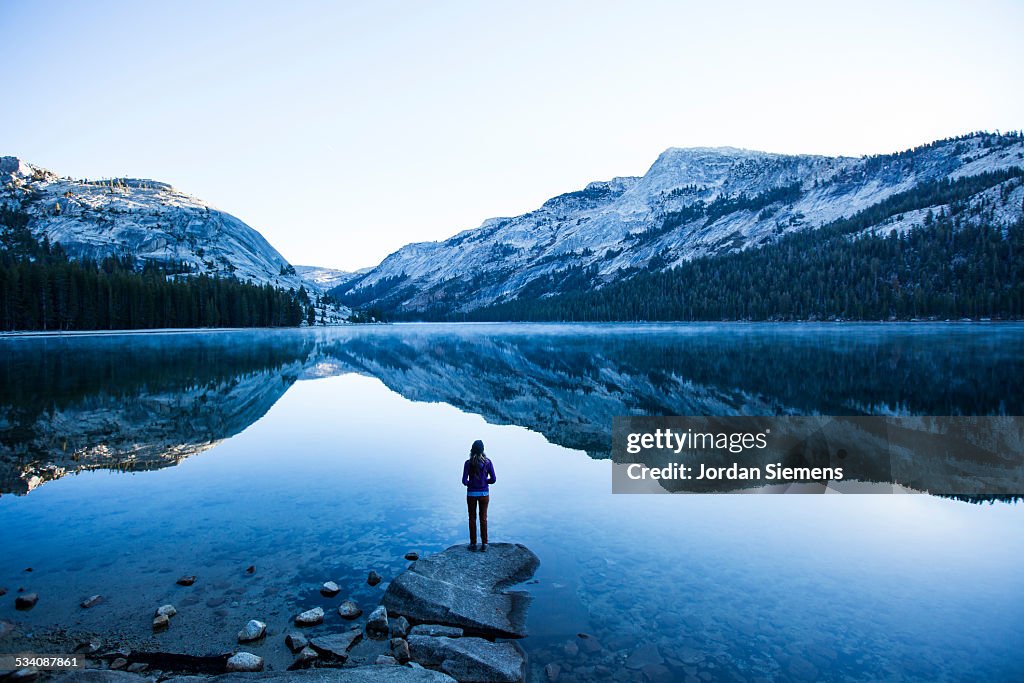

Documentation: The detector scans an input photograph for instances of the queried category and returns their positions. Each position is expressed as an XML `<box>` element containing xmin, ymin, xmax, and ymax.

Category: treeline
<box><xmin>461</xmin><ymin>216</ymin><xmax>1024</xmax><ymax>322</ymax></box>
<box><xmin>0</xmin><ymin>213</ymin><xmax>314</xmax><ymax>331</ymax></box>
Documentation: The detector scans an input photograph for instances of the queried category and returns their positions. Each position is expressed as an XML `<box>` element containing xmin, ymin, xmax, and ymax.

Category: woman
<box><xmin>462</xmin><ymin>439</ymin><xmax>496</xmax><ymax>551</ymax></box>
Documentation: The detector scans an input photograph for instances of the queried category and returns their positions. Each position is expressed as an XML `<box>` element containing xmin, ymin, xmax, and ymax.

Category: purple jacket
<box><xmin>462</xmin><ymin>458</ymin><xmax>496</xmax><ymax>493</ymax></box>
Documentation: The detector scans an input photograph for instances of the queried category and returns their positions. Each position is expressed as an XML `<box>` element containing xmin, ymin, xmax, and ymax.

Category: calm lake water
<box><xmin>1</xmin><ymin>323</ymin><xmax>1023</xmax><ymax>682</ymax></box>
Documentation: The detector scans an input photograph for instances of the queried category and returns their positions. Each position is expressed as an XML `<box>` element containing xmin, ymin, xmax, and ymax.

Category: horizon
<box><xmin>2</xmin><ymin>0</ymin><xmax>1022</xmax><ymax>271</ymax></box>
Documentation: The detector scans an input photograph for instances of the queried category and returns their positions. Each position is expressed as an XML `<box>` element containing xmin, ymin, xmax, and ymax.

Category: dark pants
<box><xmin>467</xmin><ymin>495</ymin><xmax>489</xmax><ymax>544</ymax></box>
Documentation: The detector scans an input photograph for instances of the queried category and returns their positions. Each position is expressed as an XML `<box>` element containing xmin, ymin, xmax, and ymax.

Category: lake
<box><xmin>1</xmin><ymin>323</ymin><xmax>1023</xmax><ymax>681</ymax></box>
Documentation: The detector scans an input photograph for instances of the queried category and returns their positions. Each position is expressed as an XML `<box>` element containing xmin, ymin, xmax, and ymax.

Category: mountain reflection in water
<box><xmin>1</xmin><ymin>323</ymin><xmax>1022</xmax><ymax>495</ymax></box>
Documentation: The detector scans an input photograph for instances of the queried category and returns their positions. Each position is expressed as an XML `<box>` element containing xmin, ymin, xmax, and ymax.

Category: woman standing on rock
<box><xmin>462</xmin><ymin>439</ymin><xmax>496</xmax><ymax>551</ymax></box>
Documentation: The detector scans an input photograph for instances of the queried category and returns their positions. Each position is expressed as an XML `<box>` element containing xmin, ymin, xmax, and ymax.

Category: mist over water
<box><xmin>1</xmin><ymin>323</ymin><xmax>1022</xmax><ymax>680</ymax></box>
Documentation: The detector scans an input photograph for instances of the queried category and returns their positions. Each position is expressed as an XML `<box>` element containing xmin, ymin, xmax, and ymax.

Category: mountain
<box><xmin>1</xmin><ymin>156</ymin><xmax>312</xmax><ymax>292</ymax></box>
<box><xmin>330</xmin><ymin>132</ymin><xmax>1024</xmax><ymax>316</ymax></box>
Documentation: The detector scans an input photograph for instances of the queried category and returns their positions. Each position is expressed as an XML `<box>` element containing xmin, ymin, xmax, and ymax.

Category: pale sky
<box><xmin>2</xmin><ymin>0</ymin><xmax>1022</xmax><ymax>271</ymax></box>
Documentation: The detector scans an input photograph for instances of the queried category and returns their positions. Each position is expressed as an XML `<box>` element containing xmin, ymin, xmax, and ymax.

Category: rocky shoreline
<box><xmin>2</xmin><ymin>544</ymin><xmax>539</xmax><ymax>683</ymax></box>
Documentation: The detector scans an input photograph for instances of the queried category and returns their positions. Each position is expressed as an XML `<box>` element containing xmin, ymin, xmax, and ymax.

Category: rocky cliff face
<box><xmin>0</xmin><ymin>156</ymin><xmax>311</xmax><ymax>292</ymax></box>
<box><xmin>332</xmin><ymin>133</ymin><xmax>1024</xmax><ymax>313</ymax></box>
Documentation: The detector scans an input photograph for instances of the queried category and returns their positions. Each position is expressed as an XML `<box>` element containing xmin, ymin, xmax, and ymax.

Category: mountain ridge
<box><xmin>330</xmin><ymin>131</ymin><xmax>1024</xmax><ymax>316</ymax></box>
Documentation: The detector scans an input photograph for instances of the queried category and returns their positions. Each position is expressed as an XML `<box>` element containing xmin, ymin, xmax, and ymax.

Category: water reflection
<box><xmin>3</xmin><ymin>324</ymin><xmax>1022</xmax><ymax>496</ymax></box>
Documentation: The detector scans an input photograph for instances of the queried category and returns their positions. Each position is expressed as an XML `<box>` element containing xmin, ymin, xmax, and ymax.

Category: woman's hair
<box><xmin>469</xmin><ymin>439</ymin><xmax>488</xmax><ymax>476</ymax></box>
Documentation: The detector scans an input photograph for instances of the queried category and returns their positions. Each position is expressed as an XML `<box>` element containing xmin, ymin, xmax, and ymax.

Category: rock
<box><xmin>15</xmin><ymin>593</ymin><xmax>39</xmax><ymax>610</ymax></box>
<box><xmin>294</xmin><ymin>606</ymin><xmax>324</xmax><ymax>626</ymax></box>
<box><xmin>408</xmin><ymin>635</ymin><xmax>526</xmax><ymax>683</ymax></box>
<box><xmin>409</xmin><ymin>624</ymin><xmax>464</xmax><ymax>638</ymax></box>
<box><xmin>338</xmin><ymin>600</ymin><xmax>362</xmax><ymax>620</ymax></box>
<box><xmin>75</xmin><ymin>640</ymin><xmax>103</xmax><ymax>654</ymax></box>
<box><xmin>80</xmin><ymin>595</ymin><xmax>103</xmax><ymax>609</ymax></box>
<box><xmin>391</xmin><ymin>615</ymin><xmax>411</xmax><ymax>638</ymax></box>
<box><xmin>155</xmin><ymin>604</ymin><xmax>177</xmax><ymax>618</ymax></box>
<box><xmin>289</xmin><ymin>646</ymin><xmax>319</xmax><ymax>670</ymax></box>
<box><xmin>577</xmin><ymin>634</ymin><xmax>602</xmax><ymax>654</ymax></box>
<box><xmin>176</xmin><ymin>576</ymin><xmax>197</xmax><ymax>586</ymax></box>
<box><xmin>237</xmin><ymin>619</ymin><xmax>267</xmax><ymax>643</ymax></box>
<box><xmin>321</xmin><ymin>581</ymin><xmax>341</xmax><ymax>596</ymax></box>
<box><xmin>391</xmin><ymin>637</ymin><xmax>411</xmax><ymax>663</ymax></box>
<box><xmin>285</xmin><ymin>632</ymin><xmax>309</xmax><ymax>652</ymax></box>
<box><xmin>245</xmin><ymin>565</ymin><xmax>256</xmax><ymax>574</ymax></box>
<box><xmin>625</xmin><ymin>643</ymin><xmax>663</xmax><ymax>670</ymax></box>
<box><xmin>404</xmin><ymin>552</ymin><xmax>420</xmax><ymax>561</ymax></box>
<box><xmin>152</xmin><ymin>614</ymin><xmax>170</xmax><ymax>630</ymax></box>
<box><xmin>382</xmin><ymin>543</ymin><xmax>539</xmax><ymax>639</ymax></box>
<box><xmin>225</xmin><ymin>652</ymin><xmax>263</xmax><ymax>672</ymax></box>
<box><xmin>377</xmin><ymin>655</ymin><xmax>399</xmax><ymax>665</ymax></box>
<box><xmin>110</xmin><ymin>658</ymin><xmax>128</xmax><ymax>670</ymax></box>
<box><xmin>309</xmin><ymin>631</ymin><xmax>363</xmax><ymax>661</ymax></box>
<box><xmin>545</xmin><ymin>663</ymin><xmax>561</xmax><ymax>681</ymax></box>
<box><xmin>0</xmin><ymin>587</ymin><xmax>6</xmax><ymax>596</ymax></box>
<box><xmin>367</xmin><ymin>571</ymin><xmax>383</xmax><ymax>586</ymax></box>
<box><xmin>126</xmin><ymin>663</ymin><xmax>149</xmax><ymax>673</ymax></box>
<box><xmin>366</xmin><ymin>605</ymin><xmax>389</xmax><ymax>639</ymax></box>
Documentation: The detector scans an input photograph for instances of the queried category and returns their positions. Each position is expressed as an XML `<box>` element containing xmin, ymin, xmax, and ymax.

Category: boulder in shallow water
<box><xmin>408</xmin><ymin>635</ymin><xmax>526</xmax><ymax>683</ymax></box>
<box><xmin>285</xmin><ymin>632</ymin><xmax>308</xmax><ymax>652</ymax></box>
<box><xmin>237</xmin><ymin>619</ymin><xmax>266</xmax><ymax>643</ymax></box>
<box><xmin>288</xmin><ymin>646</ymin><xmax>319</xmax><ymax>670</ymax></box>
<box><xmin>226</xmin><ymin>652</ymin><xmax>263</xmax><ymax>672</ymax></box>
<box><xmin>367</xmin><ymin>571</ymin><xmax>383</xmax><ymax>586</ymax></box>
<box><xmin>295</xmin><ymin>606</ymin><xmax>324</xmax><ymax>626</ymax></box>
<box><xmin>338</xmin><ymin>600</ymin><xmax>362</xmax><ymax>620</ymax></box>
<box><xmin>15</xmin><ymin>593</ymin><xmax>39</xmax><ymax>610</ymax></box>
<box><xmin>366</xmin><ymin>605</ymin><xmax>389</xmax><ymax>639</ymax></box>
<box><xmin>152</xmin><ymin>614</ymin><xmax>170</xmax><ymax>631</ymax></box>
<box><xmin>321</xmin><ymin>581</ymin><xmax>341</xmax><ymax>597</ymax></box>
<box><xmin>176</xmin><ymin>576</ymin><xmax>197</xmax><ymax>586</ymax></box>
<box><xmin>309</xmin><ymin>631</ymin><xmax>363</xmax><ymax>661</ymax></box>
<box><xmin>391</xmin><ymin>637</ymin><xmax>411</xmax><ymax>663</ymax></box>
<box><xmin>391</xmin><ymin>615</ymin><xmax>410</xmax><ymax>638</ymax></box>
<box><xmin>155</xmin><ymin>604</ymin><xmax>177</xmax><ymax>618</ymax></box>
<box><xmin>382</xmin><ymin>543</ymin><xmax>539</xmax><ymax>638</ymax></box>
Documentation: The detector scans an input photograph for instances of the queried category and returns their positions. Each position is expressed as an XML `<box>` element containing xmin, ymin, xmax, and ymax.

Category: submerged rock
<box><xmin>366</xmin><ymin>606</ymin><xmax>389</xmax><ymax>639</ymax></box>
<box><xmin>152</xmin><ymin>614</ymin><xmax>170</xmax><ymax>631</ymax></box>
<box><xmin>338</xmin><ymin>600</ymin><xmax>362</xmax><ymax>620</ymax></box>
<box><xmin>236</xmin><ymin>619</ymin><xmax>267</xmax><ymax>643</ymax></box>
<box><xmin>321</xmin><ymin>581</ymin><xmax>341</xmax><ymax>597</ymax></box>
<box><xmin>367</xmin><ymin>571</ymin><xmax>383</xmax><ymax>586</ymax></box>
<box><xmin>408</xmin><ymin>635</ymin><xmax>526</xmax><ymax>683</ymax></box>
<box><xmin>295</xmin><ymin>606</ymin><xmax>325</xmax><ymax>626</ymax></box>
<box><xmin>226</xmin><ymin>652</ymin><xmax>264</xmax><ymax>672</ymax></box>
<box><xmin>176</xmin><ymin>576</ymin><xmax>197</xmax><ymax>586</ymax></box>
<box><xmin>382</xmin><ymin>543</ymin><xmax>539</xmax><ymax>638</ymax></box>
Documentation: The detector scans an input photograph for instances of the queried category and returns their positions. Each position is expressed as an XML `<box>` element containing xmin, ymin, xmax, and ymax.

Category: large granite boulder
<box><xmin>382</xmin><ymin>543</ymin><xmax>539</xmax><ymax>638</ymax></box>
<box><xmin>408</xmin><ymin>635</ymin><xmax>526</xmax><ymax>683</ymax></box>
